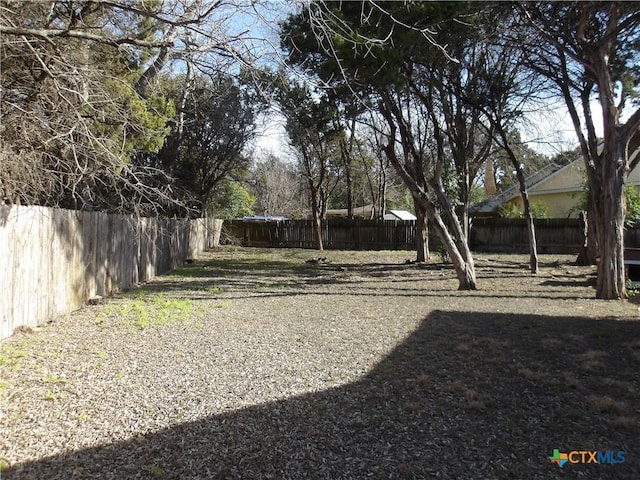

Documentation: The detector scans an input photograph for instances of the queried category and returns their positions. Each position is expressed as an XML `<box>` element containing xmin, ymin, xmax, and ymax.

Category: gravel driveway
<box><xmin>1</xmin><ymin>247</ymin><xmax>639</xmax><ymax>479</ymax></box>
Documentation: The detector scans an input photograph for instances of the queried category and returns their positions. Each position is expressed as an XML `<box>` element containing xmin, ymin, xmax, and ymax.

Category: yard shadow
<box><xmin>126</xmin><ymin>254</ymin><xmax>596</xmax><ymax>303</ymax></box>
<box><xmin>6</xmin><ymin>311</ymin><xmax>639</xmax><ymax>479</ymax></box>
<box><xmin>540</xmin><ymin>278</ymin><xmax>597</xmax><ymax>288</ymax></box>
<box><xmin>125</xmin><ymin>256</ymin><xmax>439</xmax><ymax>296</ymax></box>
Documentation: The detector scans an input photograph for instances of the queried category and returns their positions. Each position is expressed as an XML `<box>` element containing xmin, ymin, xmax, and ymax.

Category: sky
<box><xmin>252</xmin><ymin>113</ymin><xmax>291</xmax><ymax>159</ymax></box>
<box><xmin>519</xmin><ymin>100</ymin><xmax>606</xmax><ymax>158</ymax></box>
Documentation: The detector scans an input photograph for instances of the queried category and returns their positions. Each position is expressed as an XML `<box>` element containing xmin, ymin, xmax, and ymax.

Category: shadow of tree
<box><xmin>121</xmin><ymin>254</ymin><xmax>597</xmax><ymax>304</ymax></box>
<box><xmin>540</xmin><ymin>278</ymin><xmax>598</xmax><ymax>288</ymax></box>
<box><xmin>123</xmin><ymin>256</ymin><xmax>440</xmax><ymax>298</ymax></box>
<box><xmin>7</xmin><ymin>311</ymin><xmax>639</xmax><ymax>479</ymax></box>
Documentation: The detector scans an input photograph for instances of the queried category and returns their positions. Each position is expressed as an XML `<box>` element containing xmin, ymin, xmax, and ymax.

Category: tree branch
<box><xmin>0</xmin><ymin>26</ymin><xmax>171</xmax><ymax>48</ymax></box>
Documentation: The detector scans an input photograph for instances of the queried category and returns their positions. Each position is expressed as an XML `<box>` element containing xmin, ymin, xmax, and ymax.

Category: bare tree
<box><xmin>251</xmin><ymin>154</ymin><xmax>306</xmax><ymax>218</ymax></box>
<box><xmin>0</xmin><ymin>0</ymin><xmax>274</xmax><ymax>213</ymax></box>
<box><xmin>465</xmin><ymin>37</ymin><xmax>551</xmax><ymax>275</ymax></box>
<box><xmin>376</xmin><ymin>85</ymin><xmax>477</xmax><ymax>288</ymax></box>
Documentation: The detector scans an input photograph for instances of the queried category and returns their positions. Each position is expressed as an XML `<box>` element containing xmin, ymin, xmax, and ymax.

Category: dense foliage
<box><xmin>0</xmin><ymin>0</ymin><xmax>269</xmax><ymax>215</ymax></box>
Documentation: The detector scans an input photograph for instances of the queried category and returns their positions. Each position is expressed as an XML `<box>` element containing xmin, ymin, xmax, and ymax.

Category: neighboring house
<box><xmin>383</xmin><ymin>209</ymin><xmax>417</xmax><ymax>221</ymax></box>
<box><xmin>475</xmin><ymin>158</ymin><xmax>640</xmax><ymax>218</ymax></box>
<box><xmin>326</xmin><ymin>203</ymin><xmax>376</xmax><ymax>219</ymax></box>
<box><xmin>326</xmin><ymin>204</ymin><xmax>417</xmax><ymax>220</ymax></box>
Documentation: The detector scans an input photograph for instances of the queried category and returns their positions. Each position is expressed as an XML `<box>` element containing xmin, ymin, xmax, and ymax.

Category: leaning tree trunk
<box><xmin>497</xmin><ymin>126</ymin><xmax>538</xmax><ymax>274</ymax></box>
<box><xmin>429</xmin><ymin>177</ymin><xmax>478</xmax><ymax>289</ymax></box>
<box><xmin>377</xmin><ymin>97</ymin><xmax>476</xmax><ymax>290</ymax></box>
<box><xmin>417</xmin><ymin>194</ymin><xmax>477</xmax><ymax>290</ymax></box>
<box><xmin>427</xmin><ymin>205</ymin><xmax>477</xmax><ymax>290</ymax></box>
<box><xmin>514</xmin><ymin>167</ymin><xmax>538</xmax><ymax>274</ymax></box>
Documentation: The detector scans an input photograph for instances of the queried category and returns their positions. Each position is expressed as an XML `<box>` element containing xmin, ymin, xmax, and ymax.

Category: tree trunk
<box><xmin>429</xmin><ymin>177</ymin><xmax>477</xmax><ymax>284</ymax></box>
<box><xmin>587</xmin><ymin>208</ymin><xmax>599</xmax><ymax>264</ymax></box>
<box><xmin>134</xmin><ymin>26</ymin><xmax>179</xmax><ymax>97</ymax></box>
<box><xmin>313</xmin><ymin>212</ymin><xmax>324</xmax><ymax>251</ymax></box>
<box><xmin>345</xmin><ymin>162</ymin><xmax>353</xmax><ymax>219</ymax></box>
<box><xmin>309</xmin><ymin>181</ymin><xmax>324</xmax><ymax>251</ymax></box>
<box><xmin>379</xmin><ymin>168</ymin><xmax>387</xmax><ymax>219</ymax></box>
<box><xmin>579</xmin><ymin>192</ymin><xmax>599</xmax><ymax>266</ymax></box>
<box><xmin>494</xmin><ymin>124</ymin><xmax>539</xmax><ymax>273</ymax></box>
<box><xmin>524</xmin><ymin>203</ymin><xmax>538</xmax><ymax>274</ymax></box>
<box><xmin>576</xmin><ymin>211</ymin><xmax>593</xmax><ymax>266</ymax></box>
<box><xmin>414</xmin><ymin>197</ymin><xmax>429</xmax><ymax>262</ymax></box>
<box><xmin>458</xmin><ymin>165</ymin><xmax>470</xmax><ymax>242</ymax></box>
<box><xmin>427</xmin><ymin>204</ymin><xmax>477</xmax><ymax>290</ymax></box>
<box><xmin>515</xmin><ymin>168</ymin><xmax>538</xmax><ymax>274</ymax></box>
<box><xmin>485</xmin><ymin>160</ymin><xmax>497</xmax><ymax>197</ymax></box>
<box><xmin>595</xmin><ymin>138</ymin><xmax>627</xmax><ymax>299</ymax></box>
<box><xmin>344</xmin><ymin>117</ymin><xmax>356</xmax><ymax>219</ymax></box>
<box><xmin>413</xmin><ymin>193</ymin><xmax>476</xmax><ymax>290</ymax></box>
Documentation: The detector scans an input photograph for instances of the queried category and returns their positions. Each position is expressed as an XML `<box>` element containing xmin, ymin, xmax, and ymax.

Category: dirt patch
<box><xmin>1</xmin><ymin>247</ymin><xmax>638</xmax><ymax>479</ymax></box>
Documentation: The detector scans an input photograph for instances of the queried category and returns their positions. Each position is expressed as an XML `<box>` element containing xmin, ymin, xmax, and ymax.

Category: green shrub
<box><xmin>498</xmin><ymin>201</ymin><xmax>548</xmax><ymax>219</ymax></box>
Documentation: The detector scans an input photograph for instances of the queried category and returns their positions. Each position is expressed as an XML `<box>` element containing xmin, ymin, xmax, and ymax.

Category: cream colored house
<box><xmin>476</xmin><ymin>157</ymin><xmax>640</xmax><ymax>218</ymax></box>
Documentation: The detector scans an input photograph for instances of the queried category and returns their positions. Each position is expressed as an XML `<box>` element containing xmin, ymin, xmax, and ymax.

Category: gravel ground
<box><xmin>1</xmin><ymin>247</ymin><xmax>639</xmax><ymax>479</ymax></box>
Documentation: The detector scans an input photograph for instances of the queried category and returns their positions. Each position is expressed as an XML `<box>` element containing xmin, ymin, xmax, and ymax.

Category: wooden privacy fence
<box><xmin>224</xmin><ymin>219</ymin><xmax>416</xmax><ymax>250</ymax></box>
<box><xmin>0</xmin><ymin>206</ymin><xmax>222</xmax><ymax>339</ymax></box>
<box><xmin>470</xmin><ymin>218</ymin><xmax>584</xmax><ymax>254</ymax></box>
<box><xmin>224</xmin><ymin>217</ymin><xmax>615</xmax><ymax>254</ymax></box>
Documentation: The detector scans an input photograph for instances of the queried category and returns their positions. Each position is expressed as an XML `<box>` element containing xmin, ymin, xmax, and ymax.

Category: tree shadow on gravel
<box><xmin>122</xmin><ymin>257</ymin><xmax>443</xmax><ymax>297</ymax></box>
<box><xmin>540</xmin><ymin>278</ymin><xmax>598</xmax><ymax>288</ymax></box>
<box><xmin>125</xmin><ymin>254</ymin><xmax>570</xmax><ymax>301</ymax></box>
<box><xmin>7</xmin><ymin>311</ymin><xmax>639</xmax><ymax>479</ymax></box>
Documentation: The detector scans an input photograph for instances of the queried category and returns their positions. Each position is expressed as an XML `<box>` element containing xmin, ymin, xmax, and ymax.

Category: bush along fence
<box><xmin>0</xmin><ymin>206</ymin><xmax>222</xmax><ymax>339</ymax></box>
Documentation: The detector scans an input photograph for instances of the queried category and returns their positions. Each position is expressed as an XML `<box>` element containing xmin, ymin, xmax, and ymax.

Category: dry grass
<box><xmin>1</xmin><ymin>247</ymin><xmax>639</xmax><ymax>479</ymax></box>
<box><xmin>589</xmin><ymin>395</ymin><xmax>628</xmax><ymax>414</ymax></box>
<box><xmin>416</xmin><ymin>373</ymin><xmax>430</xmax><ymax>387</ymax></box>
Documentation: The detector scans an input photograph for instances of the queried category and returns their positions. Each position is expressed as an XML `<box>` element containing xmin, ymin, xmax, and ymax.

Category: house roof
<box><xmin>474</xmin><ymin>148</ymin><xmax>640</xmax><ymax>214</ymax></box>
<box><xmin>473</xmin><ymin>162</ymin><xmax>564</xmax><ymax>213</ymax></box>
<box><xmin>385</xmin><ymin>210</ymin><xmax>417</xmax><ymax>221</ymax></box>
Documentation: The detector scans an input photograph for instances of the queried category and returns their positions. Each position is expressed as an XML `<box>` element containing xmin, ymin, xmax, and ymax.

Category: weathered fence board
<box><xmin>224</xmin><ymin>217</ymin><xmax>636</xmax><ymax>255</ymax></box>
<box><xmin>0</xmin><ymin>206</ymin><xmax>222</xmax><ymax>339</ymax></box>
<box><xmin>470</xmin><ymin>218</ymin><xmax>583</xmax><ymax>254</ymax></box>
<box><xmin>224</xmin><ymin>219</ymin><xmax>417</xmax><ymax>251</ymax></box>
